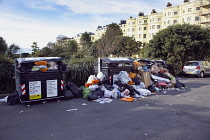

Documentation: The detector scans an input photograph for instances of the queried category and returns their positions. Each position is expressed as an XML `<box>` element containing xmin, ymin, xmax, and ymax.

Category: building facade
<box><xmin>92</xmin><ymin>0</ymin><xmax>210</xmax><ymax>43</ymax></box>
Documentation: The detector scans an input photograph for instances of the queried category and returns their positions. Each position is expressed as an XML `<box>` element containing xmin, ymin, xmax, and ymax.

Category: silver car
<box><xmin>183</xmin><ymin>61</ymin><xmax>210</xmax><ymax>78</ymax></box>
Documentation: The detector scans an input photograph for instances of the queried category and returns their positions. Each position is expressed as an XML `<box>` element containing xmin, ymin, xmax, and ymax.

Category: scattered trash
<box><xmin>0</xmin><ymin>96</ymin><xmax>8</xmax><ymax>102</ymax></box>
<box><xmin>94</xmin><ymin>98</ymin><xmax>113</xmax><ymax>104</ymax></box>
<box><xmin>66</xmin><ymin>108</ymin><xmax>78</xmax><ymax>112</ymax></box>
<box><xmin>82</xmin><ymin>103</ymin><xmax>87</xmax><ymax>106</ymax></box>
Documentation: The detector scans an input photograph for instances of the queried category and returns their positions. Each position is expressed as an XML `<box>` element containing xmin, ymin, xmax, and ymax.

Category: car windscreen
<box><xmin>185</xmin><ymin>62</ymin><xmax>199</xmax><ymax>66</ymax></box>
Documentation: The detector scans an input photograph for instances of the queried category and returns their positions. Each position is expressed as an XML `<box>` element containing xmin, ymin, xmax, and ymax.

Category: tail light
<box><xmin>183</xmin><ymin>66</ymin><xmax>185</xmax><ymax>69</ymax></box>
<box><xmin>196</xmin><ymin>66</ymin><xmax>200</xmax><ymax>69</ymax></box>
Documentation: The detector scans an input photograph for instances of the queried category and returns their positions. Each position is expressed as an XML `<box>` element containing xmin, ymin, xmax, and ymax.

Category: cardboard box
<box><xmin>140</xmin><ymin>72</ymin><xmax>151</xmax><ymax>88</ymax></box>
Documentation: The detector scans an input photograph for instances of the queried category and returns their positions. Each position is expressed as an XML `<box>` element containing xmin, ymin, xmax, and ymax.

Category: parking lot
<box><xmin>1</xmin><ymin>77</ymin><xmax>210</xmax><ymax>140</ymax></box>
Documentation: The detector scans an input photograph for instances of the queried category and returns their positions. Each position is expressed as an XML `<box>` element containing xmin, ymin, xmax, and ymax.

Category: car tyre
<box><xmin>198</xmin><ymin>71</ymin><xmax>204</xmax><ymax>78</ymax></box>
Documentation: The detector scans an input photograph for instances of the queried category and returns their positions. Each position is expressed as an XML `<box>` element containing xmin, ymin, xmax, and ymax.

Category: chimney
<box><xmin>166</xmin><ymin>2</ymin><xmax>172</xmax><ymax>7</ymax></box>
<box><xmin>184</xmin><ymin>0</ymin><xmax>190</xmax><ymax>3</ymax></box>
<box><xmin>151</xmin><ymin>9</ymin><xmax>157</xmax><ymax>14</ymax></box>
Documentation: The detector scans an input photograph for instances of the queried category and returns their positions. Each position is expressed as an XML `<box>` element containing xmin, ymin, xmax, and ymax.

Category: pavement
<box><xmin>0</xmin><ymin>77</ymin><xmax>210</xmax><ymax>140</ymax></box>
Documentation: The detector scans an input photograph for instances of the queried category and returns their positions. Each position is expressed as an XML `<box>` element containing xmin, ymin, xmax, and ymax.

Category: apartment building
<box><xmin>92</xmin><ymin>0</ymin><xmax>210</xmax><ymax>43</ymax></box>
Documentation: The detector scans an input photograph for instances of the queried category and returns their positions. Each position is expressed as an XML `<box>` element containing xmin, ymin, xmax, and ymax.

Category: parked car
<box><xmin>182</xmin><ymin>61</ymin><xmax>210</xmax><ymax>78</ymax></box>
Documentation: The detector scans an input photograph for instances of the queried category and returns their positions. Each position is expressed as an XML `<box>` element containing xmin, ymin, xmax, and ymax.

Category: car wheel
<box><xmin>198</xmin><ymin>71</ymin><xmax>204</xmax><ymax>78</ymax></box>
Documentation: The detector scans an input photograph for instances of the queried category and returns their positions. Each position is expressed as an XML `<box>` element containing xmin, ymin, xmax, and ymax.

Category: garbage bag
<box><xmin>82</xmin><ymin>87</ymin><xmax>91</xmax><ymax>98</ymax></box>
<box><xmin>132</xmin><ymin>78</ymin><xmax>141</xmax><ymax>85</ymax></box>
<box><xmin>118</xmin><ymin>71</ymin><xmax>131</xmax><ymax>84</ymax></box>
<box><xmin>7</xmin><ymin>91</ymin><xmax>20</xmax><ymax>105</ymax></box>
<box><xmin>68</xmin><ymin>82</ymin><xmax>83</xmax><ymax>98</ymax></box>
<box><xmin>88</xmin><ymin>89</ymin><xmax>104</xmax><ymax>101</ymax></box>
<box><xmin>63</xmin><ymin>84</ymin><xmax>74</xmax><ymax>100</ymax></box>
<box><xmin>34</xmin><ymin>61</ymin><xmax>47</xmax><ymax>66</ymax></box>
<box><xmin>111</xmin><ymin>88</ymin><xmax>119</xmax><ymax>99</ymax></box>
<box><xmin>97</xmin><ymin>72</ymin><xmax>105</xmax><ymax>82</ymax></box>
<box><xmin>87</xmin><ymin>75</ymin><xmax>97</xmax><ymax>84</ymax></box>
<box><xmin>135</xmin><ymin>88</ymin><xmax>151</xmax><ymax>96</ymax></box>
<box><xmin>148</xmin><ymin>85</ymin><xmax>156</xmax><ymax>93</ymax></box>
<box><xmin>101</xmin><ymin>75</ymin><xmax>111</xmax><ymax>85</ymax></box>
<box><xmin>57</xmin><ymin>61</ymin><xmax>67</xmax><ymax>73</ymax></box>
<box><xmin>89</xmin><ymin>84</ymin><xmax>100</xmax><ymax>91</ymax></box>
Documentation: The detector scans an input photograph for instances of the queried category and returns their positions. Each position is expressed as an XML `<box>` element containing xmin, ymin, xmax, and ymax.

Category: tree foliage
<box><xmin>0</xmin><ymin>37</ymin><xmax>8</xmax><ymax>54</ymax></box>
<box><xmin>145</xmin><ymin>24</ymin><xmax>210</xmax><ymax>69</ymax></box>
<box><xmin>31</xmin><ymin>42</ymin><xmax>40</xmax><ymax>56</ymax></box>
<box><xmin>7</xmin><ymin>44</ymin><xmax>20</xmax><ymax>57</ymax></box>
<box><xmin>80</xmin><ymin>32</ymin><xmax>92</xmax><ymax>50</ymax></box>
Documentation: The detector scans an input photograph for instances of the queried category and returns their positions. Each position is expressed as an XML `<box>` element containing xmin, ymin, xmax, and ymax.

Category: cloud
<box><xmin>0</xmin><ymin>13</ymin><xmax>86</xmax><ymax>48</ymax></box>
<box><xmin>54</xmin><ymin>0</ymin><xmax>151</xmax><ymax>15</ymax></box>
<box><xmin>21</xmin><ymin>0</ymin><xmax>57</xmax><ymax>11</ymax></box>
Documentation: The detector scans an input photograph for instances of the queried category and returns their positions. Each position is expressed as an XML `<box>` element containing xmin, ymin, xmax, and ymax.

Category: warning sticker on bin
<box><xmin>29</xmin><ymin>81</ymin><xmax>42</xmax><ymax>100</ymax></box>
<box><xmin>30</xmin><ymin>94</ymin><xmax>42</xmax><ymax>100</ymax></box>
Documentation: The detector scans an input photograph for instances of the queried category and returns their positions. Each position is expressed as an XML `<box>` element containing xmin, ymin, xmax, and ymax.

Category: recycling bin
<box><xmin>94</xmin><ymin>57</ymin><xmax>134</xmax><ymax>84</ymax></box>
<box><xmin>14</xmin><ymin>57</ymin><xmax>67</xmax><ymax>103</ymax></box>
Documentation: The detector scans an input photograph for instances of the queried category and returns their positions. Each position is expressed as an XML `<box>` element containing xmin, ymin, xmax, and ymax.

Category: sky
<box><xmin>0</xmin><ymin>0</ymin><xmax>184</xmax><ymax>53</ymax></box>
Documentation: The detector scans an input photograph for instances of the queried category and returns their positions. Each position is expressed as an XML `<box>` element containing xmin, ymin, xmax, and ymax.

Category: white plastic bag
<box><xmin>118</xmin><ymin>71</ymin><xmax>131</xmax><ymax>84</ymax></box>
<box><xmin>89</xmin><ymin>85</ymin><xmax>99</xmax><ymax>91</ymax></box>
<box><xmin>135</xmin><ymin>88</ymin><xmax>151</xmax><ymax>96</ymax></box>
<box><xmin>97</xmin><ymin>72</ymin><xmax>105</xmax><ymax>82</ymax></box>
<box><xmin>87</xmin><ymin>75</ymin><xmax>97</xmax><ymax>84</ymax></box>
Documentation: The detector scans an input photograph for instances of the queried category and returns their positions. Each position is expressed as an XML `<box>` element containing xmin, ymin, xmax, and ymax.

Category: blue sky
<box><xmin>0</xmin><ymin>0</ymin><xmax>184</xmax><ymax>52</ymax></box>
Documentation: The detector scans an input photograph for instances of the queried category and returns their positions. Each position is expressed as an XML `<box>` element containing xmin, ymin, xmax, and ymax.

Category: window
<box><xmin>157</xmin><ymin>25</ymin><xmax>161</xmax><ymax>29</ymax></box>
<box><xmin>132</xmin><ymin>22</ymin><xmax>135</xmax><ymax>25</ymax></box>
<box><xmin>183</xmin><ymin>10</ymin><xmax>185</xmax><ymax>13</ymax></box>
<box><xmin>128</xmin><ymin>28</ymin><xmax>130</xmax><ymax>32</ymax></box>
<box><xmin>168</xmin><ymin>20</ymin><xmax>171</xmax><ymax>24</ymax></box>
<box><xmin>164</xmin><ymin>21</ymin><xmax>166</xmax><ymax>25</ymax></box>
<box><xmin>143</xmin><ymin>34</ymin><xmax>146</xmax><ymax>38</ymax></box>
<box><xmin>132</xmin><ymin>28</ymin><xmax>135</xmax><ymax>32</ymax></box>
<box><xmin>152</xmin><ymin>25</ymin><xmax>155</xmax><ymax>29</ymax></box>
<box><xmin>139</xmin><ymin>20</ymin><xmax>141</xmax><ymax>24</ymax></box>
<box><xmin>144</xmin><ymin>27</ymin><xmax>147</xmax><ymax>30</ymax></box>
<box><xmin>153</xmin><ymin>18</ymin><xmax>155</xmax><ymax>21</ymax></box>
<box><xmin>139</xmin><ymin>34</ymin><xmax>141</xmax><ymax>39</ymax></box>
<box><xmin>173</xmin><ymin>20</ymin><xmax>177</xmax><ymax>24</ymax></box>
<box><xmin>174</xmin><ymin>11</ymin><xmax>178</xmax><ymax>15</ymax></box>
<box><xmin>150</xmin><ymin>19</ymin><xmax>152</xmax><ymax>22</ymax></box>
<box><xmin>139</xmin><ymin>27</ymin><xmax>141</xmax><ymax>31</ymax></box>
<box><xmin>196</xmin><ymin>7</ymin><xmax>200</xmax><ymax>10</ymax></box>
<box><xmin>187</xmin><ymin>17</ymin><xmax>191</xmax><ymax>22</ymax></box>
<box><xmin>144</xmin><ymin>20</ymin><xmax>147</xmax><ymax>23</ymax></box>
<box><xmin>195</xmin><ymin>17</ymin><xmax>200</xmax><ymax>21</ymax></box>
<box><xmin>188</xmin><ymin>8</ymin><xmax>192</xmax><ymax>12</ymax></box>
<box><xmin>168</xmin><ymin>12</ymin><xmax>171</xmax><ymax>16</ymax></box>
<box><xmin>158</xmin><ymin>18</ymin><xmax>161</xmax><ymax>21</ymax></box>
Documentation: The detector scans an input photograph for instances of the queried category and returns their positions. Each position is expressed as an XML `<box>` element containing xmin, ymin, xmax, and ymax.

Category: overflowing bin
<box><xmin>94</xmin><ymin>58</ymin><xmax>134</xmax><ymax>84</ymax></box>
<box><xmin>14</xmin><ymin>57</ymin><xmax>67</xmax><ymax>103</ymax></box>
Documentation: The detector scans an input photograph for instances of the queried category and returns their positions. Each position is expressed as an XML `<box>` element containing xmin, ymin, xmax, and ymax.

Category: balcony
<box><xmin>200</xmin><ymin>3</ymin><xmax>210</xmax><ymax>8</ymax></box>
<box><xmin>200</xmin><ymin>21</ymin><xmax>210</xmax><ymax>24</ymax></box>
<box><xmin>200</xmin><ymin>13</ymin><xmax>210</xmax><ymax>16</ymax></box>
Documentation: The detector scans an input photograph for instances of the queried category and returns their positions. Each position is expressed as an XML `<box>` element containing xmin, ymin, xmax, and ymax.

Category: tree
<box><xmin>36</xmin><ymin>47</ymin><xmax>54</xmax><ymax>57</ymax></box>
<box><xmin>7</xmin><ymin>44</ymin><xmax>20</xmax><ymax>57</ymax></box>
<box><xmin>111</xmin><ymin>36</ymin><xmax>142</xmax><ymax>57</ymax></box>
<box><xmin>31</xmin><ymin>42</ymin><xmax>40</xmax><ymax>56</ymax></box>
<box><xmin>145</xmin><ymin>24</ymin><xmax>210</xmax><ymax>69</ymax></box>
<box><xmin>0</xmin><ymin>37</ymin><xmax>8</xmax><ymax>54</ymax></box>
<box><xmin>96</xmin><ymin>23</ymin><xmax>123</xmax><ymax>57</ymax></box>
<box><xmin>80</xmin><ymin>32</ymin><xmax>92</xmax><ymax>50</ymax></box>
<box><xmin>64</xmin><ymin>40</ymin><xmax>78</xmax><ymax>55</ymax></box>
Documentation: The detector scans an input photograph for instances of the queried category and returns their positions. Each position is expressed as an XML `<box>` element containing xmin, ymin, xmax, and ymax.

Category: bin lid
<box><xmin>15</xmin><ymin>57</ymin><xmax>64</xmax><ymax>63</ymax></box>
<box><xmin>101</xmin><ymin>58</ymin><xmax>133</xmax><ymax>64</ymax></box>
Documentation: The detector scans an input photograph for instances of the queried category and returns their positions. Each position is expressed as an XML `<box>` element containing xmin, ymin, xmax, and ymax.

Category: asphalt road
<box><xmin>1</xmin><ymin>77</ymin><xmax>210</xmax><ymax>140</ymax></box>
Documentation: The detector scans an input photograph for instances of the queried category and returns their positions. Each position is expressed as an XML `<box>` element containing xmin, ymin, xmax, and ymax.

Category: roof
<box><xmin>15</xmin><ymin>57</ymin><xmax>64</xmax><ymax>63</ymax></box>
<box><xmin>101</xmin><ymin>58</ymin><xmax>133</xmax><ymax>64</ymax></box>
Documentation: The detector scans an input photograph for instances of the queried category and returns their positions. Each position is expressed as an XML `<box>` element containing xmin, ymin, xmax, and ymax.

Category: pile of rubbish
<box><xmin>63</xmin><ymin>59</ymin><xmax>186</xmax><ymax>103</ymax></box>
